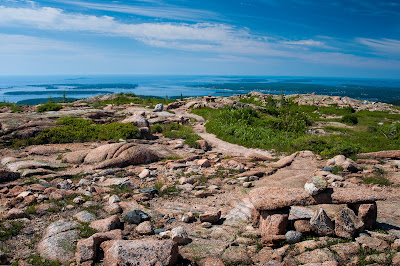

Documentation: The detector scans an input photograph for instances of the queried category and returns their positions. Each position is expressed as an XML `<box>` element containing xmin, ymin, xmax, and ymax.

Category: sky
<box><xmin>0</xmin><ymin>0</ymin><xmax>399</xmax><ymax>78</ymax></box>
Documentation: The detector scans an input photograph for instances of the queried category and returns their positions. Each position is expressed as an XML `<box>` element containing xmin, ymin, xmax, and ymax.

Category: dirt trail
<box><xmin>175</xmin><ymin>109</ymin><xmax>275</xmax><ymax>158</ymax></box>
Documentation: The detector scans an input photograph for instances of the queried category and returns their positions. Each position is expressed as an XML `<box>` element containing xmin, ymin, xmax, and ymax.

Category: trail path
<box><xmin>175</xmin><ymin>109</ymin><xmax>274</xmax><ymax>158</ymax></box>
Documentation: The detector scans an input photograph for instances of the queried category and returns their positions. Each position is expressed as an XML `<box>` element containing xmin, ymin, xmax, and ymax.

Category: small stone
<box><xmin>108</xmin><ymin>195</ymin><xmax>120</xmax><ymax>204</ymax></box>
<box><xmin>140</xmin><ymin>186</ymin><xmax>158</xmax><ymax>196</ymax></box>
<box><xmin>202</xmin><ymin>222</ymin><xmax>212</xmax><ymax>228</ymax></box>
<box><xmin>74</xmin><ymin>211</ymin><xmax>96</xmax><ymax>223</ymax></box>
<box><xmin>294</xmin><ymin>220</ymin><xmax>313</xmax><ymax>236</ymax></box>
<box><xmin>154</xmin><ymin>229</ymin><xmax>165</xmax><ymax>235</ymax></box>
<box><xmin>153</xmin><ymin>103</ymin><xmax>163</xmax><ymax>112</ymax></box>
<box><xmin>304</xmin><ymin>176</ymin><xmax>327</xmax><ymax>196</ymax></box>
<box><xmin>90</xmin><ymin>215</ymin><xmax>121</xmax><ymax>232</ymax></box>
<box><xmin>170</xmin><ymin>226</ymin><xmax>191</xmax><ymax>245</ymax></box>
<box><xmin>124</xmin><ymin>210</ymin><xmax>150</xmax><ymax>224</ymax></box>
<box><xmin>17</xmin><ymin>191</ymin><xmax>31</xmax><ymax>199</ymax></box>
<box><xmin>285</xmin><ymin>231</ymin><xmax>303</xmax><ymax>244</ymax></box>
<box><xmin>243</xmin><ymin>182</ymin><xmax>252</xmax><ymax>188</ymax></box>
<box><xmin>197</xmin><ymin>159</ymin><xmax>211</xmax><ymax>168</ymax></box>
<box><xmin>135</xmin><ymin>221</ymin><xmax>154</xmax><ymax>235</ymax></box>
<box><xmin>6</xmin><ymin>208</ymin><xmax>27</xmax><ymax>219</ymax></box>
<box><xmin>139</xmin><ymin>169</ymin><xmax>150</xmax><ymax>179</ymax></box>
<box><xmin>310</xmin><ymin>208</ymin><xmax>334</xmax><ymax>236</ymax></box>
<box><xmin>104</xmin><ymin>203</ymin><xmax>122</xmax><ymax>215</ymax></box>
<box><xmin>195</xmin><ymin>140</ymin><xmax>211</xmax><ymax>151</ymax></box>
<box><xmin>200</xmin><ymin>210</ymin><xmax>221</xmax><ymax>224</ymax></box>
<box><xmin>181</xmin><ymin>212</ymin><xmax>195</xmax><ymax>223</ymax></box>
<box><xmin>73</xmin><ymin>197</ymin><xmax>85</xmax><ymax>204</ymax></box>
<box><xmin>322</xmin><ymin>166</ymin><xmax>332</xmax><ymax>172</ymax></box>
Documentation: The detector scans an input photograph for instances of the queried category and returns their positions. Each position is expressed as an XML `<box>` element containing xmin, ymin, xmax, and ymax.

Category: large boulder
<box><xmin>100</xmin><ymin>240</ymin><xmax>178</xmax><ymax>265</ymax></box>
<box><xmin>38</xmin><ymin>220</ymin><xmax>79</xmax><ymax>263</ymax></box>
<box><xmin>94</xmin><ymin>146</ymin><xmax>160</xmax><ymax>169</ymax></box>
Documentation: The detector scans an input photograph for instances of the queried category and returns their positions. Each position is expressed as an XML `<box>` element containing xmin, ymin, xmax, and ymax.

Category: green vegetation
<box><xmin>109</xmin><ymin>184</ymin><xmax>133</xmax><ymax>195</ymax></box>
<box><xmin>341</xmin><ymin>114</ymin><xmax>358</xmax><ymax>125</ymax></box>
<box><xmin>362</xmin><ymin>167</ymin><xmax>391</xmax><ymax>186</ymax></box>
<box><xmin>78</xmin><ymin>222</ymin><xmax>97</xmax><ymax>238</ymax></box>
<box><xmin>331</xmin><ymin>166</ymin><xmax>344</xmax><ymax>175</ymax></box>
<box><xmin>36</xmin><ymin>102</ymin><xmax>63</xmax><ymax>112</ymax></box>
<box><xmin>91</xmin><ymin>93</ymin><xmax>176</xmax><ymax>108</ymax></box>
<box><xmin>155</xmin><ymin>182</ymin><xmax>182</xmax><ymax>197</ymax></box>
<box><xmin>0</xmin><ymin>221</ymin><xmax>24</xmax><ymax>241</ymax></box>
<box><xmin>27</xmin><ymin>255</ymin><xmax>61</xmax><ymax>266</ymax></box>
<box><xmin>0</xmin><ymin>102</ymin><xmax>23</xmax><ymax>112</ymax></box>
<box><xmin>152</xmin><ymin>123</ymin><xmax>202</xmax><ymax>148</ymax></box>
<box><xmin>13</xmin><ymin>117</ymin><xmax>141</xmax><ymax>147</ymax></box>
<box><xmin>192</xmin><ymin>95</ymin><xmax>400</xmax><ymax>157</ymax></box>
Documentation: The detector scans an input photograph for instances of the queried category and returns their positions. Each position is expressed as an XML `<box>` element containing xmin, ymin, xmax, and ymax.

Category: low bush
<box><xmin>341</xmin><ymin>114</ymin><xmax>358</xmax><ymax>125</ymax></box>
<box><xmin>37</xmin><ymin>102</ymin><xmax>63</xmax><ymax>112</ymax></box>
<box><xmin>15</xmin><ymin>117</ymin><xmax>141</xmax><ymax>146</ymax></box>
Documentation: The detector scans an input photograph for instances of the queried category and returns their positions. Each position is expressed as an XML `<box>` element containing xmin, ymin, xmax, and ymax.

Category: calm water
<box><xmin>0</xmin><ymin>75</ymin><xmax>399</xmax><ymax>104</ymax></box>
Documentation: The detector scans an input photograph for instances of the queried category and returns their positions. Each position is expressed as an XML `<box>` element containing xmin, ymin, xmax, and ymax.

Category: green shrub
<box><xmin>17</xmin><ymin>117</ymin><xmax>141</xmax><ymax>146</ymax></box>
<box><xmin>341</xmin><ymin>114</ymin><xmax>358</xmax><ymax>125</ymax></box>
<box><xmin>37</xmin><ymin>103</ymin><xmax>63</xmax><ymax>112</ymax></box>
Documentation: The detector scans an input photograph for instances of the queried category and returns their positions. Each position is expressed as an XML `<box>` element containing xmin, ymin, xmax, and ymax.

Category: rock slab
<box><xmin>100</xmin><ymin>239</ymin><xmax>178</xmax><ymax>266</ymax></box>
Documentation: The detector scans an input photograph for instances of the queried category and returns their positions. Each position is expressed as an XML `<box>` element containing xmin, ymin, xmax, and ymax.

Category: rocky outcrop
<box><xmin>357</xmin><ymin>150</ymin><xmax>400</xmax><ymax>159</ymax></box>
<box><xmin>249</xmin><ymin>187</ymin><xmax>385</xmax><ymax>211</ymax></box>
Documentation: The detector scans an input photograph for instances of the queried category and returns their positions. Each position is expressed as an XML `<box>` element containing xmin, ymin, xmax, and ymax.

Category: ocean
<box><xmin>0</xmin><ymin>75</ymin><xmax>399</xmax><ymax>104</ymax></box>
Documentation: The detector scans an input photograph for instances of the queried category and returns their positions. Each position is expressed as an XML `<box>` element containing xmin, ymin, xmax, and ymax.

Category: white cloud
<box><xmin>282</xmin><ymin>39</ymin><xmax>325</xmax><ymax>47</ymax></box>
<box><xmin>0</xmin><ymin>5</ymin><xmax>398</xmax><ymax>70</ymax></box>
<box><xmin>357</xmin><ymin>38</ymin><xmax>400</xmax><ymax>57</ymax></box>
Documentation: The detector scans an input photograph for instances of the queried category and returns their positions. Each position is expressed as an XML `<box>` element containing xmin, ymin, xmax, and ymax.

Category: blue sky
<box><xmin>0</xmin><ymin>0</ymin><xmax>399</xmax><ymax>77</ymax></box>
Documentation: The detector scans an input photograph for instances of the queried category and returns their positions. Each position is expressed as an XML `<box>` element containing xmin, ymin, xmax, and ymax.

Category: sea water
<box><xmin>0</xmin><ymin>75</ymin><xmax>399</xmax><ymax>104</ymax></box>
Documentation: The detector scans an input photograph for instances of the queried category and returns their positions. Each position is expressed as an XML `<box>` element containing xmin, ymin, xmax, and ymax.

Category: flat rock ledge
<box><xmin>249</xmin><ymin>187</ymin><xmax>386</xmax><ymax>211</ymax></box>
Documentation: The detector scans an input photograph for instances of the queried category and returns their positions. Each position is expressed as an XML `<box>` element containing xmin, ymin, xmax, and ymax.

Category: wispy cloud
<box><xmin>50</xmin><ymin>0</ymin><xmax>219</xmax><ymax>22</ymax></box>
<box><xmin>357</xmin><ymin>38</ymin><xmax>400</xmax><ymax>58</ymax></box>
